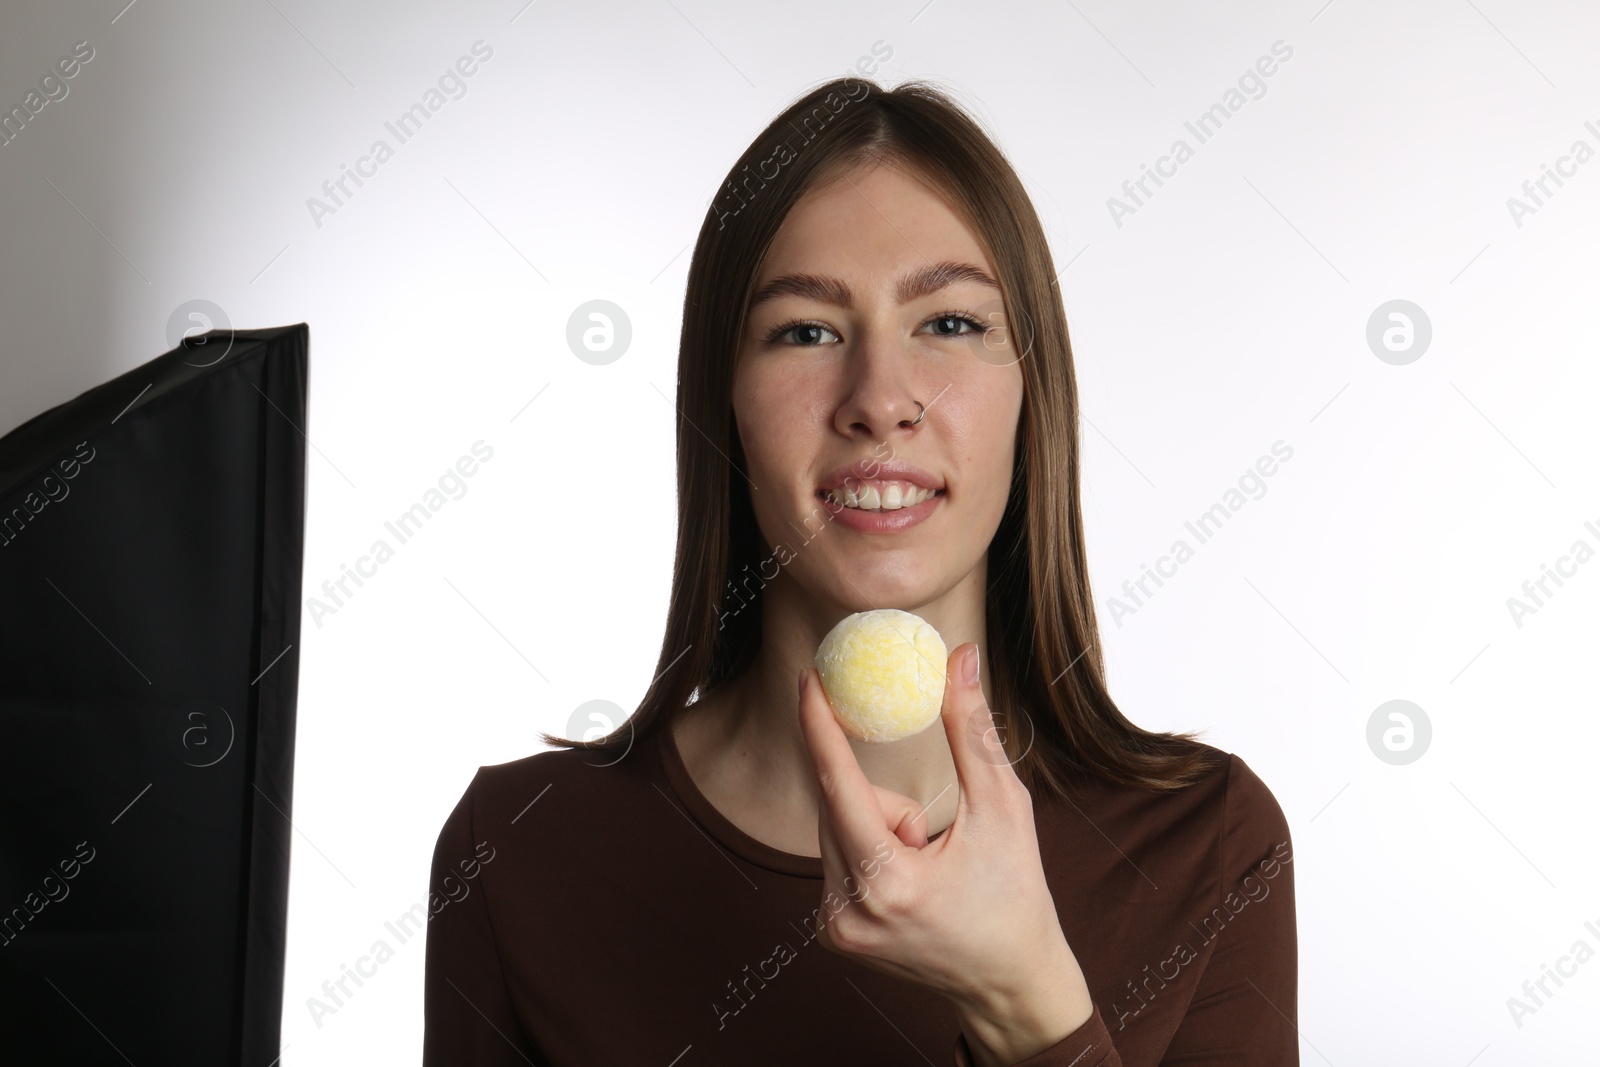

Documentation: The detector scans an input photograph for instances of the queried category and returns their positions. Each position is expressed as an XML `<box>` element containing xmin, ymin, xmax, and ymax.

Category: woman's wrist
<box><xmin>949</xmin><ymin>935</ymin><xmax>1094</xmax><ymax>1067</ymax></box>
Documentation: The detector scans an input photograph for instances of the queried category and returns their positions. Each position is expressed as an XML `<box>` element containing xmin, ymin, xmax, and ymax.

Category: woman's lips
<box><xmin>816</xmin><ymin>489</ymin><xmax>944</xmax><ymax>533</ymax></box>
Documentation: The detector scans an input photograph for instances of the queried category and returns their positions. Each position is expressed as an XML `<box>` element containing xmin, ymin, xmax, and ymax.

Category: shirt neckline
<box><xmin>653</xmin><ymin>718</ymin><xmax>950</xmax><ymax>880</ymax></box>
<box><xmin>655</xmin><ymin>719</ymin><xmax>826</xmax><ymax>879</ymax></box>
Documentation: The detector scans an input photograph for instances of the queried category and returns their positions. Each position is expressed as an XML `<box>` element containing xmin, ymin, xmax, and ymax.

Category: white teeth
<box><xmin>821</xmin><ymin>481</ymin><xmax>940</xmax><ymax>511</ymax></box>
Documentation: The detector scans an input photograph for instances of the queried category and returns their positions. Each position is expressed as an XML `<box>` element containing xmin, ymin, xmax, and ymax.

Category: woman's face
<box><xmin>732</xmin><ymin>159</ymin><xmax>1025</xmax><ymax>613</ymax></box>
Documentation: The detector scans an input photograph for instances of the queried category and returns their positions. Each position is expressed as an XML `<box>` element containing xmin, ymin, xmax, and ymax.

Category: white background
<box><xmin>2</xmin><ymin>0</ymin><xmax>1597</xmax><ymax>1062</ymax></box>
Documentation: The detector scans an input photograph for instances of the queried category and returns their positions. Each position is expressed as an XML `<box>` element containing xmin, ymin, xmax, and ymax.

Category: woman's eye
<box><xmin>763</xmin><ymin>312</ymin><xmax>987</xmax><ymax>346</ymax></box>
<box><xmin>766</xmin><ymin>321</ymin><xmax>840</xmax><ymax>346</ymax></box>
<box><xmin>924</xmin><ymin>314</ymin><xmax>984</xmax><ymax>337</ymax></box>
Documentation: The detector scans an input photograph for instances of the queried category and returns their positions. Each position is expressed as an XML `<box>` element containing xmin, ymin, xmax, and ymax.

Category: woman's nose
<box><xmin>832</xmin><ymin>329</ymin><xmax>924</xmax><ymax>438</ymax></box>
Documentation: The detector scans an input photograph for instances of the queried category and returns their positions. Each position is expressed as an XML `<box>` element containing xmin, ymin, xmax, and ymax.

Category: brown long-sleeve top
<box><xmin>422</xmin><ymin>723</ymin><xmax>1298</xmax><ymax>1066</ymax></box>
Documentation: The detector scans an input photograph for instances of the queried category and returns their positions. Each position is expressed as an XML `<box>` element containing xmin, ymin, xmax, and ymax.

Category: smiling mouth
<box><xmin>817</xmin><ymin>482</ymin><xmax>946</xmax><ymax>511</ymax></box>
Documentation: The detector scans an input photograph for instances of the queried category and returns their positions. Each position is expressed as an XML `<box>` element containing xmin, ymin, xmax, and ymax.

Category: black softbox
<box><xmin>0</xmin><ymin>323</ymin><xmax>308</xmax><ymax>1065</ymax></box>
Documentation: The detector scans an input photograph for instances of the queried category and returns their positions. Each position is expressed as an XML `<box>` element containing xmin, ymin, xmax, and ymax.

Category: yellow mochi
<box><xmin>814</xmin><ymin>609</ymin><xmax>947</xmax><ymax>742</ymax></box>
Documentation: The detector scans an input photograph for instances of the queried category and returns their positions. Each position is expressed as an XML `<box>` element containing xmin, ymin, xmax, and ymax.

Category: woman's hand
<box><xmin>797</xmin><ymin>643</ymin><xmax>1095</xmax><ymax>1067</ymax></box>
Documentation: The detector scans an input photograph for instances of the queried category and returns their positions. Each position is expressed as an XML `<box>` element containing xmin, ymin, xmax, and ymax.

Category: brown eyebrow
<box><xmin>747</xmin><ymin>260</ymin><xmax>1001</xmax><ymax>311</ymax></box>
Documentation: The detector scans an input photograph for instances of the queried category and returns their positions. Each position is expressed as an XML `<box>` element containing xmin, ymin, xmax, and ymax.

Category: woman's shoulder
<box><xmin>1172</xmin><ymin>738</ymin><xmax>1290</xmax><ymax>844</ymax></box>
<box><xmin>1153</xmin><ymin>736</ymin><xmax>1289</xmax><ymax>837</ymax></box>
<box><xmin>1119</xmin><ymin>735</ymin><xmax>1287</xmax><ymax>814</ymax></box>
<box><xmin>1042</xmin><ymin>736</ymin><xmax>1293</xmax><ymax>884</ymax></box>
<box><xmin>1136</xmin><ymin>736</ymin><xmax>1295</xmax><ymax>874</ymax></box>
<box><xmin>442</xmin><ymin>730</ymin><xmax>664</xmax><ymax>832</ymax></box>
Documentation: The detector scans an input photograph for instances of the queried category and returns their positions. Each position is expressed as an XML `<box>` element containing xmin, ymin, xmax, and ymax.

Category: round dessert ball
<box><xmin>814</xmin><ymin>608</ymin><xmax>948</xmax><ymax>742</ymax></box>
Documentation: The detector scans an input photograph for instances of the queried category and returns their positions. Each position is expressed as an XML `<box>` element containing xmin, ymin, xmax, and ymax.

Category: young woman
<box><xmin>423</xmin><ymin>77</ymin><xmax>1297</xmax><ymax>1067</ymax></box>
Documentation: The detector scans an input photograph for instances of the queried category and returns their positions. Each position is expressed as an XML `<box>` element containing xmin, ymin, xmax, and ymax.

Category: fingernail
<box><xmin>964</xmin><ymin>645</ymin><xmax>980</xmax><ymax>685</ymax></box>
<box><xmin>798</xmin><ymin>666</ymin><xmax>808</xmax><ymax>697</ymax></box>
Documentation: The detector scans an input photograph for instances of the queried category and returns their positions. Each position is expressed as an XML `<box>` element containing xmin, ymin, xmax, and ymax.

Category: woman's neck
<box><xmin>673</xmin><ymin>567</ymin><xmax>992</xmax><ymax>858</ymax></box>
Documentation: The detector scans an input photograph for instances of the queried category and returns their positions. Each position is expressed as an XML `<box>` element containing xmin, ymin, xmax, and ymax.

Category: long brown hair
<box><xmin>540</xmin><ymin>77</ymin><xmax>1219</xmax><ymax>796</ymax></box>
